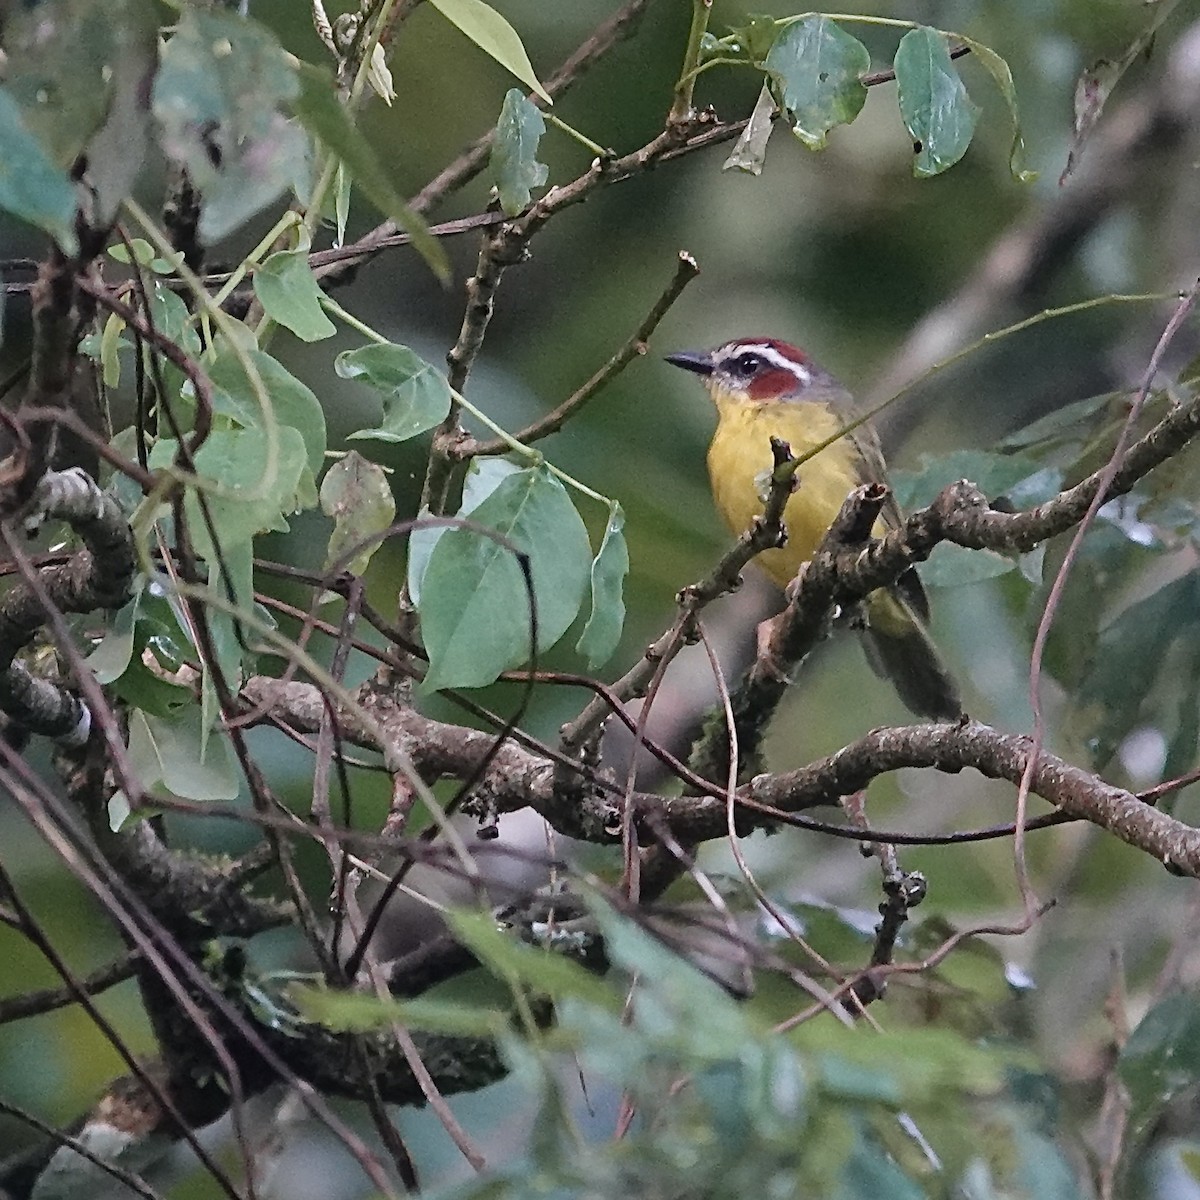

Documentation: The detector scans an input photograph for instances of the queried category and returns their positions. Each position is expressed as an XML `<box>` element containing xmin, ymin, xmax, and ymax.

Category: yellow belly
<box><xmin>706</xmin><ymin>398</ymin><xmax>877</xmax><ymax>589</ymax></box>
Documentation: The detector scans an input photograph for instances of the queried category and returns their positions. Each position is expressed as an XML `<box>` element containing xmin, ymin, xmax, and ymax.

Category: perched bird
<box><xmin>666</xmin><ymin>337</ymin><xmax>961</xmax><ymax>720</ymax></box>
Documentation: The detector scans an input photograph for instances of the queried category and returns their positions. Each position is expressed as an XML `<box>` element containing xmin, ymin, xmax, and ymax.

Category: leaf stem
<box><xmin>669</xmin><ymin>0</ymin><xmax>713</xmax><ymax>123</ymax></box>
<box><xmin>545</xmin><ymin>113</ymin><xmax>609</xmax><ymax>159</ymax></box>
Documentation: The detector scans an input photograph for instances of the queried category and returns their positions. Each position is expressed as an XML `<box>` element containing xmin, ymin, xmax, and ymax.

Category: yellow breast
<box><xmin>706</xmin><ymin>396</ymin><xmax>876</xmax><ymax>590</ymax></box>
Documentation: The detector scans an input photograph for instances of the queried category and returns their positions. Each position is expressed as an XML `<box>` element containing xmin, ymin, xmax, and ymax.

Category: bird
<box><xmin>666</xmin><ymin>336</ymin><xmax>962</xmax><ymax>721</ymax></box>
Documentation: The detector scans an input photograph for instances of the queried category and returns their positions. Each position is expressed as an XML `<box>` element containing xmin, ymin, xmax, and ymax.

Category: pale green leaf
<box><xmin>428</xmin><ymin>0</ymin><xmax>551</xmax><ymax>103</ymax></box>
<box><xmin>958</xmin><ymin>36</ymin><xmax>1038</xmax><ymax>182</ymax></box>
<box><xmin>406</xmin><ymin>460</ymin><xmax>522</xmax><ymax>603</ymax></box>
<box><xmin>918</xmin><ymin>544</ymin><xmax>1014</xmax><ymax>588</ymax></box>
<box><xmin>152</xmin><ymin>11</ymin><xmax>304</xmax><ymax>242</ymax></box>
<box><xmin>206</xmin><ymin>346</ymin><xmax>327</xmax><ymax>476</ymax></box>
<box><xmin>445</xmin><ymin>909</ymin><xmax>619</xmax><ymax>1013</ymax></box>
<box><xmin>100</xmin><ymin>313</ymin><xmax>127</xmax><ymax>389</ymax></box>
<box><xmin>419</xmin><ymin>464</ymin><xmax>591</xmax><ymax>691</ymax></box>
<box><xmin>337</xmin><ymin>343</ymin><xmax>452</xmax><ymax>443</ymax></box>
<box><xmin>576</xmin><ymin>505</ymin><xmax>628</xmax><ymax>669</ymax></box>
<box><xmin>127</xmin><ymin>707</ymin><xmax>238</xmax><ymax>802</ymax></box>
<box><xmin>86</xmin><ymin>587</ymin><xmax>142</xmax><ymax>684</ymax></box>
<box><xmin>254</xmin><ymin>249</ymin><xmax>336</xmax><ymax>342</ymax></box>
<box><xmin>289</xmin><ymin>983</ymin><xmax>506</xmax><ymax>1037</ymax></box>
<box><xmin>148</xmin><ymin>426</ymin><xmax>308</xmax><ymax>560</ymax></box>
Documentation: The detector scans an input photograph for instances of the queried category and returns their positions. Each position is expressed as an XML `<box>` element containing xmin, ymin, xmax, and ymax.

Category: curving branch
<box><xmin>0</xmin><ymin>468</ymin><xmax>135</xmax><ymax>741</ymax></box>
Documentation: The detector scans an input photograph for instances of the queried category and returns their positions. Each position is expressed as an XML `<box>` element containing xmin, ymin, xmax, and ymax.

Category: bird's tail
<box><xmin>862</xmin><ymin>586</ymin><xmax>963</xmax><ymax>721</ymax></box>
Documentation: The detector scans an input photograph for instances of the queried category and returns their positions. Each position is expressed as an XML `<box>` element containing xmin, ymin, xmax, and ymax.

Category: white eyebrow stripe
<box><xmin>725</xmin><ymin>343</ymin><xmax>812</xmax><ymax>384</ymax></box>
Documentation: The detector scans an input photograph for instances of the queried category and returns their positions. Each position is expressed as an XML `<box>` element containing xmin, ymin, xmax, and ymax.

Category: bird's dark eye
<box><xmin>730</xmin><ymin>352</ymin><xmax>762</xmax><ymax>377</ymax></box>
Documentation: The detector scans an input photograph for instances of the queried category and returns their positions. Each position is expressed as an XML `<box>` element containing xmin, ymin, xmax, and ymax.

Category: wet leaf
<box><xmin>894</xmin><ymin>27</ymin><xmax>978</xmax><ymax>177</ymax></box>
<box><xmin>490</xmin><ymin>89</ymin><xmax>547</xmax><ymax>216</ymax></box>
<box><xmin>764</xmin><ymin>17</ymin><xmax>869</xmax><ymax>151</ymax></box>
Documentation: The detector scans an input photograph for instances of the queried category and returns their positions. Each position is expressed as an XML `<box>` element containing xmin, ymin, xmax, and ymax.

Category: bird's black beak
<box><xmin>664</xmin><ymin>349</ymin><xmax>714</xmax><ymax>376</ymax></box>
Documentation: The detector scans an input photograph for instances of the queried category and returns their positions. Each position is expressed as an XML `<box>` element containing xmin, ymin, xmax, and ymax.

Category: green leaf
<box><xmin>206</xmin><ymin>346</ymin><xmax>328</xmax><ymax>477</ymax></box>
<box><xmin>585</xmin><ymin>894</ymin><xmax>754</xmax><ymax>1059</ymax></box>
<box><xmin>2</xmin><ymin>0</ymin><xmax>156</xmax><ymax>224</ymax></box>
<box><xmin>835</xmin><ymin>1126</ymin><xmax>925</xmax><ymax>1200</ymax></box>
<box><xmin>890</xmin><ymin>450</ymin><xmax>1051</xmax><ymax>511</ymax></box>
<box><xmin>490</xmin><ymin>89</ymin><xmax>547</xmax><ymax>217</ymax></box>
<box><xmin>337</xmin><ymin>343</ymin><xmax>453</xmax><ymax>443</ymax></box>
<box><xmin>764</xmin><ymin>17</ymin><xmax>869</xmax><ymax>151</ymax></box>
<box><xmin>253</xmin><ymin>249</ymin><xmax>336</xmax><ymax>342</ymax></box>
<box><xmin>108</xmin><ymin>239</ymin><xmax>157</xmax><ymax>266</ymax></box>
<box><xmin>127</xmin><ymin>707</ymin><xmax>238</xmax><ymax>803</ymax></box>
<box><xmin>112</xmin><ymin>656</ymin><xmax>193</xmax><ymax>720</ymax></box>
<box><xmin>289</xmin><ymin>983</ymin><xmax>506</xmax><ymax>1037</ymax></box>
<box><xmin>957</xmin><ymin>36</ymin><xmax>1038</xmax><ymax>183</ymax></box>
<box><xmin>100</xmin><ymin>313</ymin><xmax>127</xmax><ymax>389</ymax></box>
<box><xmin>407</xmin><ymin>460</ymin><xmax>522</xmax><ymax>604</ymax></box>
<box><xmin>919</xmin><ymin>543</ymin><xmax>1015</xmax><ymax>588</ymax></box>
<box><xmin>445</xmin><ymin>910</ymin><xmax>620</xmax><ymax>1013</ymax></box>
<box><xmin>1119</xmin><ymin>992</ymin><xmax>1200</xmax><ymax>1143</ymax></box>
<box><xmin>320</xmin><ymin>451</ymin><xmax>397</xmax><ymax>577</ymax></box>
<box><xmin>148</xmin><ymin>427</ymin><xmax>308</xmax><ymax>560</ymax></box>
<box><xmin>427</xmin><ymin>0</ymin><xmax>552</xmax><ymax>104</ymax></box>
<box><xmin>1070</xmin><ymin>571</ymin><xmax>1200</xmax><ymax>767</ymax></box>
<box><xmin>995</xmin><ymin>392</ymin><xmax>1115</xmax><ymax>455</ymax></box>
<box><xmin>419</xmin><ymin>464</ymin><xmax>591</xmax><ymax>691</ymax></box>
<box><xmin>86</xmin><ymin>587</ymin><xmax>142</xmax><ymax>684</ymax></box>
<box><xmin>152</xmin><ymin>11</ymin><xmax>305</xmax><ymax>243</ymax></box>
<box><xmin>576</xmin><ymin>505</ymin><xmax>628</xmax><ymax>669</ymax></box>
<box><xmin>291</xmin><ymin>63</ymin><xmax>450</xmax><ymax>283</ymax></box>
<box><xmin>894</xmin><ymin>27</ymin><xmax>979</xmax><ymax>178</ymax></box>
<box><xmin>0</xmin><ymin>88</ymin><xmax>78</xmax><ymax>253</ymax></box>
<box><xmin>333</xmin><ymin>161</ymin><xmax>351</xmax><ymax>247</ymax></box>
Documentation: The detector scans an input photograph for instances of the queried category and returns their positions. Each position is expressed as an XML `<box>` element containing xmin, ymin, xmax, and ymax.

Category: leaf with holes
<box><xmin>763</xmin><ymin>17</ymin><xmax>869</xmax><ymax>151</ymax></box>
<box><xmin>419</xmin><ymin>464</ymin><xmax>591</xmax><ymax>691</ymax></box>
<box><xmin>894</xmin><ymin>27</ymin><xmax>979</xmax><ymax>177</ymax></box>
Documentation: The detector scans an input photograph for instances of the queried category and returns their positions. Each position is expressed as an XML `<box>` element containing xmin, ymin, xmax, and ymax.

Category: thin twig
<box><xmin>460</xmin><ymin>251</ymin><xmax>701</xmax><ymax>457</ymax></box>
